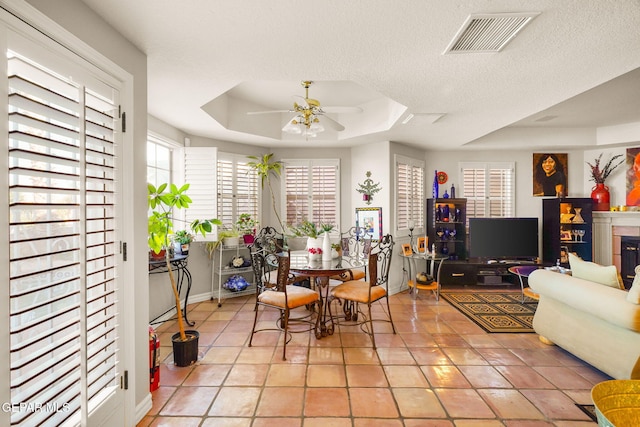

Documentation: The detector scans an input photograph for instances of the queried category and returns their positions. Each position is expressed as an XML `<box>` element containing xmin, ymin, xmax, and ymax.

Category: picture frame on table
<box><xmin>355</xmin><ymin>207</ymin><xmax>383</xmax><ymax>241</ymax></box>
<box><xmin>401</xmin><ymin>243</ymin><xmax>413</xmax><ymax>256</ymax></box>
<box><xmin>417</xmin><ymin>236</ymin><xmax>427</xmax><ymax>253</ymax></box>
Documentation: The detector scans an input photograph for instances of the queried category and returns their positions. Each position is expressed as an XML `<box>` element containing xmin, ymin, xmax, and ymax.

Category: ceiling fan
<box><xmin>247</xmin><ymin>80</ymin><xmax>362</xmax><ymax>136</ymax></box>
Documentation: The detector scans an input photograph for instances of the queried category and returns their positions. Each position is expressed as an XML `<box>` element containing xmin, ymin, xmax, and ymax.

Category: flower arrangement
<box><xmin>290</xmin><ymin>219</ymin><xmax>334</xmax><ymax>238</ymax></box>
<box><xmin>587</xmin><ymin>153</ymin><xmax>624</xmax><ymax>184</ymax></box>
<box><xmin>236</xmin><ymin>213</ymin><xmax>259</xmax><ymax>235</ymax></box>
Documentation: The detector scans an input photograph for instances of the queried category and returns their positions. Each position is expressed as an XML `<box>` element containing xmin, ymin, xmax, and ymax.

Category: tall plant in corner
<box><xmin>148</xmin><ymin>183</ymin><xmax>221</xmax><ymax>342</ymax></box>
<box><xmin>247</xmin><ymin>153</ymin><xmax>284</xmax><ymax>232</ymax></box>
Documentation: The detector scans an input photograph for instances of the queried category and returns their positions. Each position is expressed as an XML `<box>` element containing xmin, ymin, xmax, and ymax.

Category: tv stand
<box><xmin>440</xmin><ymin>259</ymin><xmax>541</xmax><ymax>286</ymax></box>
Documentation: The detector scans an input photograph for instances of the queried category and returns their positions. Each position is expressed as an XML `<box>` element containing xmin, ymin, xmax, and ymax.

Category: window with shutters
<box><xmin>396</xmin><ymin>155</ymin><xmax>425</xmax><ymax>231</ymax></box>
<box><xmin>282</xmin><ymin>159</ymin><xmax>339</xmax><ymax>229</ymax></box>
<box><xmin>217</xmin><ymin>152</ymin><xmax>259</xmax><ymax>229</ymax></box>
<box><xmin>7</xmin><ymin>48</ymin><xmax>121</xmax><ymax>425</ymax></box>
<box><xmin>147</xmin><ymin>136</ymin><xmax>172</xmax><ymax>187</ymax></box>
<box><xmin>460</xmin><ymin>162</ymin><xmax>514</xmax><ymax>219</ymax></box>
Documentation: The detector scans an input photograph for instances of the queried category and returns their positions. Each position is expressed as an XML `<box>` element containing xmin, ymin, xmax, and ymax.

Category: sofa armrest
<box><xmin>529</xmin><ymin>269</ymin><xmax>640</xmax><ymax>332</ymax></box>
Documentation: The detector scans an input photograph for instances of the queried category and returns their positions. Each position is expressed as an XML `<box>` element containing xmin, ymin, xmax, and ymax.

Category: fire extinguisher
<box><xmin>149</xmin><ymin>326</ymin><xmax>160</xmax><ymax>392</ymax></box>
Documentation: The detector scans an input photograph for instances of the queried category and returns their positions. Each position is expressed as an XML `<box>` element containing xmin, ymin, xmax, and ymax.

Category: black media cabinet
<box><xmin>439</xmin><ymin>259</ymin><xmax>540</xmax><ymax>286</ymax></box>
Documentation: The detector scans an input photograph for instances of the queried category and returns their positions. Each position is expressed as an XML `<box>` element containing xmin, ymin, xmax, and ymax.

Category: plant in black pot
<box><xmin>148</xmin><ymin>182</ymin><xmax>221</xmax><ymax>366</ymax></box>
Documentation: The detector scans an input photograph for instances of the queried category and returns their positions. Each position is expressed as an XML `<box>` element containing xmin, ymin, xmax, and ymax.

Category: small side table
<box><xmin>400</xmin><ymin>252</ymin><xmax>448</xmax><ymax>301</ymax></box>
<box><xmin>508</xmin><ymin>265</ymin><xmax>542</xmax><ymax>303</ymax></box>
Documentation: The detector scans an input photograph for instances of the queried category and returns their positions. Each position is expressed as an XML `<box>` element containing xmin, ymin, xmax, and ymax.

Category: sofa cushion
<box><xmin>568</xmin><ymin>253</ymin><xmax>623</xmax><ymax>289</ymax></box>
<box><xmin>627</xmin><ymin>266</ymin><xmax>640</xmax><ymax>304</ymax></box>
<box><xmin>529</xmin><ymin>269</ymin><xmax>640</xmax><ymax>332</ymax></box>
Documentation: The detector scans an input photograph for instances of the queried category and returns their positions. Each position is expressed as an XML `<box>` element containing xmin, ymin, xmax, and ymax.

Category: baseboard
<box><xmin>134</xmin><ymin>392</ymin><xmax>152</xmax><ymax>425</ymax></box>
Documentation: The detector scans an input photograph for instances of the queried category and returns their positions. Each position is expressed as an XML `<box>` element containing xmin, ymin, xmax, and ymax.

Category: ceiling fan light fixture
<box><xmin>282</xmin><ymin>118</ymin><xmax>303</xmax><ymax>134</ymax></box>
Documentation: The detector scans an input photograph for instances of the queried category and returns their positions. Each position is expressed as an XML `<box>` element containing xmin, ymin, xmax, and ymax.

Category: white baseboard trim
<box><xmin>134</xmin><ymin>392</ymin><xmax>152</xmax><ymax>425</ymax></box>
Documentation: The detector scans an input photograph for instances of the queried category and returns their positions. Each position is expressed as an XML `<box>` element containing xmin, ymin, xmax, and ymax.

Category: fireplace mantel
<box><xmin>592</xmin><ymin>211</ymin><xmax>640</xmax><ymax>266</ymax></box>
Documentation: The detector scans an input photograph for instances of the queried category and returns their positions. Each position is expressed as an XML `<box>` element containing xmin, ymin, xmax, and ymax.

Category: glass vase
<box><xmin>591</xmin><ymin>183</ymin><xmax>610</xmax><ymax>211</ymax></box>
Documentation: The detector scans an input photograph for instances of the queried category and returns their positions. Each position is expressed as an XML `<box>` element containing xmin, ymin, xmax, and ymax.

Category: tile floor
<box><xmin>137</xmin><ymin>287</ymin><xmax>608</xmax><ymax>427</ymax></box>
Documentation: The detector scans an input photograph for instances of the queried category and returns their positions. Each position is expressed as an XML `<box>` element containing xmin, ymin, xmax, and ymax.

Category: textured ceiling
<box><xmin>78</xmin><ymin>0</ymin><xmax>640</xmax><ymax>150</ymax></box>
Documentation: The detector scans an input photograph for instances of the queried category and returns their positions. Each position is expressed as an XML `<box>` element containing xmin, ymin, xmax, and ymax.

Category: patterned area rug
<box><xmin>440</xmin><ymin>292</ymin><xmax>538</xmax><ymax>333</ymax></box>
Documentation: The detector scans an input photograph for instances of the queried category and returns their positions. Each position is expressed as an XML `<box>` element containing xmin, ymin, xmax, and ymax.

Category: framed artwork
<box><xmin>401</xmin><ymin>243</ymin><xmax>413</xmax><ymax>256</ymax></box>
<box><xmin>533</xmin><ymin>153</ymin><xmax>568</xmax><ymax>197</ymax></box>
<box><xmin>626</xmin><ymin>147</ymin><xmax>640</xmax><ymax>206</ymax></box>
<box><xmin>417</xmin><ymin>236</ymin><xmax>427</xmax><ymax>253</ymax></box>
<box><xmin>355</xmin><ymin>207</ymin><xmax>383</xmax><ymax>241</ymax></box>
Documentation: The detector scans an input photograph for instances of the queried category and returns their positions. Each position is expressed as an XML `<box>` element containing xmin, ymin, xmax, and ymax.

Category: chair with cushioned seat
<box><xmin>330</xmin><ymin>234</ymin><xmax>395</xmax><ymax>349</ymax></box>
<box><xmin>248</xmin><ymin>250</ymin><xmax>320</xmax><ymax>360</ymax></box>
<box><xmin>330</xmin><ymin>226</ymin><xmax>373</xmax><ymax>282</ymax></box>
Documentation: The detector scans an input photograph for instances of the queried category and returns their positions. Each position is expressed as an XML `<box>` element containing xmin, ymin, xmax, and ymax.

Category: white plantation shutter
<box><xmin>8</xmin><ymin>50</ymin><xmax>120</xmax><ymax>425</ymax></box>
<box><xmin>217</xmin><ymin>152</ymin><xmax>259</xmax><ymax>229</ymax></box>
<box><xmin>283</xmin><ymin>159</ymin><xmax>339</xmax><ymax>229</ymax></box>
<box><xmin>183</xmin><ymin>147</ymin><xmax>217</xmax><ymax>239</ymax></box>
<box><xmin>396</xmin><ymin>155</ymin><xmax>425</xmax><ymax>230</ymax></box>
<box><xmin>461</xmin><ymin>162</ymin><xmax>514</xmax><ymax>219</ymax></box>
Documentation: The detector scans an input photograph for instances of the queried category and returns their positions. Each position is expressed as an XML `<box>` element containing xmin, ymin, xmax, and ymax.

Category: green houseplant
<box><xmin>173</xmin><ymin>229</ymin><xmax>194</xmax><ymax>255</ymax></box>
<box><xmin>148</xmin><ymin>182</ymin><xmax>221</xmax><ymax>366</ymax></box>
<box><xmin>236</xmin><ymin>213</ymin><xmax>259</xmax><ymax>244</ymax></box>
<box><xmin>247</xmin><ymin>153</ymin><xmax>284</xmax><ymax>232</ymax></box>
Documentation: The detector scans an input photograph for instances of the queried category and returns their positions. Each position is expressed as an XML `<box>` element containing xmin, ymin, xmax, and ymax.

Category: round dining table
<box><xmin>284</xmin><ymin>250</ymin><xmax>369</xmax><ymax>337</ymax></box>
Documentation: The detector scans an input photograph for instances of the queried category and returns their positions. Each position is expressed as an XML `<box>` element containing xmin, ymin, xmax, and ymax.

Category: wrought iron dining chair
<box><xmin>330</xmin><ymin>234</ymin><xmax>396</xmax><ymax>349</ymax></box>
<box><xmin>248</xmin><ymin>250</ymin><xmax>321</xmax><ymax>360</ymax></box>
<box><xmin>330</xmin><ymin>226</ymin><xmax>373</xmax><ymax>282</ymax></box>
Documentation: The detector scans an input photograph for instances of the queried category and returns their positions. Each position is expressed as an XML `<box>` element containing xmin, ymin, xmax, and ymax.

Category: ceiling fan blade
<box><xmin>321</xmin><ymin>106</ymin><xmax>363</xmax><ymax>114</ymax></box>
<box><xmin>321</xmin><ymin>115</ymin><xmax>345</xmax><ymax>132</ymax></box>
<box><xmin>247</xmin><ymin>110</ymin><xmax>291</xmax><ymax>115</ymax></box>
<box><xmin>293</xmin><ymin>95</ymin><xmax>309</xmax><ymax>109</ymax></box>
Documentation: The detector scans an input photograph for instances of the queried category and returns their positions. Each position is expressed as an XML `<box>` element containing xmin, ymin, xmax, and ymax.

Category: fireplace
<box><xmin>621</xmin><ymin>236</ymin><xmax>640</xmax><ymax>290</ymax></box>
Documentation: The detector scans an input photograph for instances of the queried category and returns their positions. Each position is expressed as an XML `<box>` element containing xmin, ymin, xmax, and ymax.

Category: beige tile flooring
<box><xmin>137</xmin><ymin>287</ymin><xmax>608</xmax><ymax>427</ymax></box>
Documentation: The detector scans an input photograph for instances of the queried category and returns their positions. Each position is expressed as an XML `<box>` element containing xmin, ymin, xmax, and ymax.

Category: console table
<box><xmin>399</xmin><ymin>252</ymin><xmax>448</xmax><ymax>300</ymax></box>
<box><xmin>149</xmin><ymin>254</ymin><xmax>193</xmax><ymax>326</ymax></box>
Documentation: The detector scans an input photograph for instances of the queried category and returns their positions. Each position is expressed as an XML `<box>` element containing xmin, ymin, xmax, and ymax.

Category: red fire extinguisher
<box><xmin>149</xmin><ymin>326</ymin><xmax>160</xmax><ymax>392</ymax></box>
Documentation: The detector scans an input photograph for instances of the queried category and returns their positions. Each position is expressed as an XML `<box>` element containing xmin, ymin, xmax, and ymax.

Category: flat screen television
<box><xmin>469</xmin><ymin>217</ymin><xmax>539</xmax><ymax>261</ymax></box>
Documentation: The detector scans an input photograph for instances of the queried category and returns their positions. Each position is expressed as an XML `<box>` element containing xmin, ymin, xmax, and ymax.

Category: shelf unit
<box><xmin>542</xmin><ymin>198</ymin><xmax>593</xmax><ymax>266</ymax></box>
<box><xmin>426</xmin><ymin>198</ymin><xmax>467</xmax><ymax>260</ymax></box>
<box><xmin>211</xmin><ymin>243</ymin><xmax>255</xmax><ymax>307</ymax></box>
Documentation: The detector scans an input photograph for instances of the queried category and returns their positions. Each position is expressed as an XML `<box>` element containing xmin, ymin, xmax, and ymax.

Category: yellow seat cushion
<box><xmin>331</xmin><ymin>269</ymin><xmax>366</xmax><ymax>282</ymax></box>
<box><xmin>258</xmin><ymin>285</ymin><xmax>319</xmax><ymax>308</ymax></box>
<box><xmin>331</xmin><ymin>280</ymin><xmax>386</xmax><ymax>304</ymax></box>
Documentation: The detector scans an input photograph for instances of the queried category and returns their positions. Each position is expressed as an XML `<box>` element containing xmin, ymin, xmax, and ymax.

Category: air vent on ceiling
<box><xmin>444</xmin><ymin>12</ymin><xmax>540</xmax><ymax>54</ymax></box>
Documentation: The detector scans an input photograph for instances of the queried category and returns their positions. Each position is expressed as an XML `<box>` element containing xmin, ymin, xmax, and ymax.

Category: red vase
<box><xmin>591</xmin><ymin>183</ymin><xmax>610</xmax><ymax>211</ymax></box>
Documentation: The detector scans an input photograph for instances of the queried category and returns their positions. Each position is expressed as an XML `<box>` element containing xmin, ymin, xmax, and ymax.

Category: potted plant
<box><xmin>218</xmin><ymin>226</ymin><xmax>240</xmax><ymax>247</ymax></box>
<box><xmin>236</xmin><ymin>213</ymin><xmax>259</xmax><ymax>244</ymax></box>
<box><xmin>290</xmin><ymin>219</ymin><xmax>334</xmax><ymax>252</ymax></box>
<box><xmin>148</xmin><ymin>182</ymin><xmax>221</xmax><ymax>366</ymax></box>
<box><xmin>247</xmin><ymin>153</ymin><xmax>284</xmax><ymax>232</ymax></box>
<box><xmin>173</xmin><ymin>229</ymin><xmax>194</xmax><ymax>255</ymax></box>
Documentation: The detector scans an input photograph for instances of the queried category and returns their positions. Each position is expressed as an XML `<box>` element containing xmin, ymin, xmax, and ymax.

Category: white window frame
<box><xmin>281</xmin><ymin>158</ymin><xmax>340</xmax><ymax>231</ymax></box>
<box><xmin>459</xmin><ymin>162</ymin><xmax>515</xmax><ymax>219</ymax></box>
<box><xmin>146</xmin><ymin>132</ymin><xmax>178</xmax><ymax>188</ymax></box>
<box><xmin>395</xmin><ymin>154</ymin><xmax>425</xmax><ymax>233</ymax></box>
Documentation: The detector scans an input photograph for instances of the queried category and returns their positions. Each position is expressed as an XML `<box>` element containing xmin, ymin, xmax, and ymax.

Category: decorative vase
<box><xmin>572</xmin><ymin>207</ymin><xmax>585</xmax><ymax>224</ymax></box>
<box><xmin>450</xmin><ymin>183</ymin><xmax>456</xmax><ymax>198</ymax></box>
<box><xmin>243</xmin><ymin>234</ymin><xmax>255</xmax><ymax>244</ymax></box>
<box><xmin>322</xmin><ymin>232</ymin><xmax>332</xmax><ymax>261</ymax></box>
<box><xmin>591</xmin><ymin>183</ymin><xmax>610</xmax><ymax>211</ymax></box>
<box><xmin>441</xmin><ymin>204</ymin><xmax>450</xmax><ymax>222</ymax></box>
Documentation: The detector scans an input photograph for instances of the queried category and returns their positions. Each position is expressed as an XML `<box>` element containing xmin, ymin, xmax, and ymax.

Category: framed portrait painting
<box><xmin>533</xmin><ymin>153</ymin><xmax>568</xmax><ymax>197</ymax></box>
<box><xmin>627</xmin><ymin>147</ymin><xmax>640</xmax><ymax>206</ymax></box>
<box><xmin>355</xmin><ymin>207</ymin><xmax>382</xmax><ymax>241</ymax></box>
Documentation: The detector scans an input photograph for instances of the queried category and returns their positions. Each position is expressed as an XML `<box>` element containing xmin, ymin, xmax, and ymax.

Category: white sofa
<box><xmin>528</xmin><ymin>269</ymin><xmax>640</xmax><ymax>380</ymax></box>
